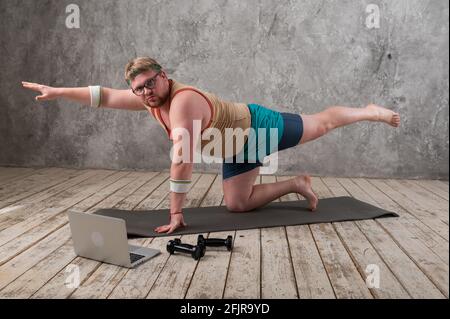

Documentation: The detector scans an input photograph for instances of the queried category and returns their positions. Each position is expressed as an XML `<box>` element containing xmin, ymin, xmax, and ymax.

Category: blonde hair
<box><xmin>124</xmin><ymin>57</ymin><xmax>163</xmax><ymax>84</ymax></box>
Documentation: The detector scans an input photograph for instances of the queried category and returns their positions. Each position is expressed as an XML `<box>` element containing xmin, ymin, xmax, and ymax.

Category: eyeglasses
<box><xmin>131</xmin><ymin>72</ymin><xmax>161</xmax><ymax>96</ymax></box>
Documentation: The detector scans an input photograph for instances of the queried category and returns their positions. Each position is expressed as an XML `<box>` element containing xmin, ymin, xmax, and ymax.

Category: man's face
<box><xmin>131</xmin><ymin>70</ymin><xmax>170</xmax><ymax>108</ymax></box>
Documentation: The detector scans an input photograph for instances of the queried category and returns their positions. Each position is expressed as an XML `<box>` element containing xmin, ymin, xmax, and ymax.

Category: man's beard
<box><xmin>144</xmin><ymin>94</ymin><xmax>169</xmax><ymax>108</ymax></box>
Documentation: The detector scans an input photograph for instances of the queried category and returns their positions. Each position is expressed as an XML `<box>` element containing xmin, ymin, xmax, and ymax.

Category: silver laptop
<box><xmin>67</xmin><ymin>210</ymin><xmax>160</xmax><ymax>268</ymax></box>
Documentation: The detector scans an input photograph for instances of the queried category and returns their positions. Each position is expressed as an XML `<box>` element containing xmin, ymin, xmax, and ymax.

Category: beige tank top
<box><xmin>146</xmin><ymin>79</ymin><xmax>251</xmax><ymax>159</ymax></box>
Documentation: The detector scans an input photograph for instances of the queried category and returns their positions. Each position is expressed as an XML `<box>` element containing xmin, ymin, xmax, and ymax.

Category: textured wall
<box><xmin>0</xmin><ymin>0</ymin><xmax>448</xmax><ymax>179</ymax></box>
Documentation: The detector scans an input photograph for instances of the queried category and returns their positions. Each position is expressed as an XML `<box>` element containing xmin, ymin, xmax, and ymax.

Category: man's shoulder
<box><xmin>171</xmin><ymin>89</ymin><xmax>210</xmax><ymax>114</ymax></box>
<box><xmin>170</xmin><ymin>92</ymin><xmax>206</xmax><ymax>119</ymax></box>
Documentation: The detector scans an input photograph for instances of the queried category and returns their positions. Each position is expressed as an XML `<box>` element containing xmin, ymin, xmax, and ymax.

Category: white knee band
<box><xmin>170</xmin><ymin>179</ymin><xmax>192</xmax><ymax>193</ymax></box>
<box><xmin>88</xmin><ymin>86</ymin><xmax>102</xmax><ymax>108</ymax></box>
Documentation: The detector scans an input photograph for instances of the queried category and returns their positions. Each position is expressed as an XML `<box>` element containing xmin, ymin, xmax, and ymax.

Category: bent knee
<box><xmin>225</xmin><ymin>200</ymin><xmax>249</xmax><ymax>213</ymax></box>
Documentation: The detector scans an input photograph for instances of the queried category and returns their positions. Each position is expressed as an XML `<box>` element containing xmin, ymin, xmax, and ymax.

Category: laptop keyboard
<box><xmin>130</xmin><ymin>253</ymin><xmax>146</xmax><ymax>263</ymax></box>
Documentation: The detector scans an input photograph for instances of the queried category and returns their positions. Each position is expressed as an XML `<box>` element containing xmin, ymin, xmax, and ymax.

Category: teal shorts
<box><xmin>222</xmin><ymin>103</ymin><xmax>303</xmax><ymax>180</ymax></box>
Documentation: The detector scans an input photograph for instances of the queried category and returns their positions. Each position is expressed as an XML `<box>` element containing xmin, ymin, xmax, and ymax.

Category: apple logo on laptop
<box><xmin>91</xmin><ymin>232</ymin><xmax>104</xmax><ymax>247</ymax></box>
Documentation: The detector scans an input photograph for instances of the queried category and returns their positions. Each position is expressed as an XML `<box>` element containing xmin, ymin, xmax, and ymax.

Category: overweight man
<box><xmin>22</xmin><ymin>57</ymin><xmax>400</xmax><ymax>234</ymax></box>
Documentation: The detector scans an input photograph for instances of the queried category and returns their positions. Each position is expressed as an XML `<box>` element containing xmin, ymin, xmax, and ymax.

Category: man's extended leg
<box><xmin>299</xmin><ymin>104</ymin><xmax>400</xmax><ymax>145</ymax></box>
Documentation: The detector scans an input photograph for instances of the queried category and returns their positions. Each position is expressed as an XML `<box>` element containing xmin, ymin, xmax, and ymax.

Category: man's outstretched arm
<box><xmin>21</xmin><ymin>81</ymin><xmax>145</xmax><ymax>111</ymax></box>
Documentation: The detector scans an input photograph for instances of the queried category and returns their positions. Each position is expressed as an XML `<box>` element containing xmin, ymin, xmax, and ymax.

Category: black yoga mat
<box><xmin>93</xmin><ymin>196</ymin><xmax>398</xmax><ymax>238</ymax></box>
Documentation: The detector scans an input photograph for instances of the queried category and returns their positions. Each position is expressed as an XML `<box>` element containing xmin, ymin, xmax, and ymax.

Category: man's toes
<box><xmin>307</xmin><ymin>193</ymin><xmax>318</xmax><ymax>211</ymax></box>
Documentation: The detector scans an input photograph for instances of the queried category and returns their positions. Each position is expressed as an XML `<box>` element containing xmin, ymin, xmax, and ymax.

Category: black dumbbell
<box><xmin>166</xmin><ymin>238</ymin><xmax>205</xmax><ymax>260</ymax></box>
<box><xmin>197</xmin><ymin>235</ymin><xmax>233</xmax><ymax>251</ymax></box>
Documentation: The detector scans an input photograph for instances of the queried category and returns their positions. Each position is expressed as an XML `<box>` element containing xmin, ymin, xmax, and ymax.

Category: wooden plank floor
<box><xmin>0</xmin><ymin>167</ymin><xmax>448</xmax><ymax>299</ymax></box>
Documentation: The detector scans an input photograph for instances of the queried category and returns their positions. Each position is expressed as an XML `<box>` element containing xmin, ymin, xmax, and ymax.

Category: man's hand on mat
<box><xmin>154</xmin><ymin>213</ymin><xmax>187</xmax><ymax>234</ymax></box>
<box><xmin>22</xmin><ymin>82</ymin><xmax>59</xmax><ymax>101</ymax></box>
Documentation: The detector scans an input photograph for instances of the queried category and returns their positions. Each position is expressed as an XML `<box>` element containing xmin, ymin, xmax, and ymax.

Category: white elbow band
<box><xmin>169</xmin><ymin>179</ymin><xmax>192</xmax><ymax>193</ymax></box>
<box><xmin>88</xmin><ymin>85</ymin><xmax>102</xmax><ymax>108</ymax></box>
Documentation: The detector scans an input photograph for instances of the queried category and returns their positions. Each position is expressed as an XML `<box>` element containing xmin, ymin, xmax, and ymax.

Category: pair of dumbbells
<box><xmin>166</xmin><ymin>235</ymin><xmax>233</xmax><ymax>260</ymax></box>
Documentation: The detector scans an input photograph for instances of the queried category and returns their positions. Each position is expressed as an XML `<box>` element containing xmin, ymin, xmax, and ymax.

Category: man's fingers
<box><xmin>22</xmin><ymin>82</ymin><xmax>42</xmax><ymax>92</ymax></box>
<box><xmin>155</xmin><ymin>225</ymin><xmax>171</xmax><ymax>233</ymax></box>
<box><xmin>155</xmin><ymin>221</ymin><xmax>187</xmax><ymax>234</ymax></box>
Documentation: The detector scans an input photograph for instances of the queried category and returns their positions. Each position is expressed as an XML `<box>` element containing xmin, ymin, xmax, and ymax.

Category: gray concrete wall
<box><xmin>0</xmin><ymin>0</ymin><xmax>448</xmax><ymax>179</ymax></box>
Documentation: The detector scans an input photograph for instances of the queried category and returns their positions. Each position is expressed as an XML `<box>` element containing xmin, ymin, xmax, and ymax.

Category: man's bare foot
<box><xmin>366</xmin><ymin>104</ymin><xmax>401</xmax><ymax>127</ymax></box>
<box><xmin>293</xmin><ymin>175</ymin><xmax>318</xmax><ymax>211</ymax></box>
